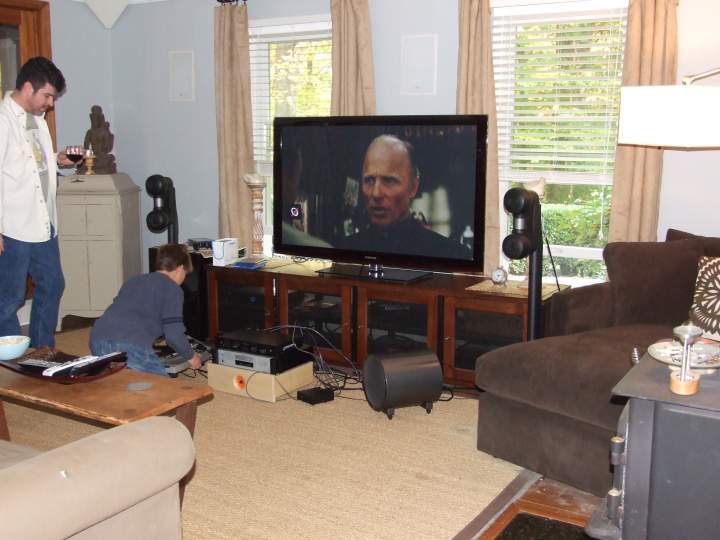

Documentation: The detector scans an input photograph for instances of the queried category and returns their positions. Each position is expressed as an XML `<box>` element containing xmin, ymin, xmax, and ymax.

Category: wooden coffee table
<box><xmin>0</xmin><ymin>366</ymin><xmax>213</xmax><ymax>441</ymax></box>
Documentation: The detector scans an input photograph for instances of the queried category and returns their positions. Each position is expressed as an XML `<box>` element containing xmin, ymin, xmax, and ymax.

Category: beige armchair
<box><xmin>0</xmin><ymin>416</ymin><xmax>194</xmax><ymax>540</ymax></box>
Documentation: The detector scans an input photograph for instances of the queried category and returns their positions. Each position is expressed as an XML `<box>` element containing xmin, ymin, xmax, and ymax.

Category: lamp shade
<box><xmin>617</xmin><ymin>85</ymin><xmax>720</xmax><ymax>149</ymax></box>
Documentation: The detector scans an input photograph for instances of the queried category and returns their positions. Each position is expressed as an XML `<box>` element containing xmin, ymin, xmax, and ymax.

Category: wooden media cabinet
<box><xmin>207</xmin><ymin>259</ymin><xmax>562</xmax><ymax>386</ymax></box>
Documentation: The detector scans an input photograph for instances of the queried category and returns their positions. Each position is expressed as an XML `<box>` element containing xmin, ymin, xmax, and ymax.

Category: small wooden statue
<box><xmin>78</xmin><ymin>105</ymin><xmax>117</xmax><ymax>174</ymax></box>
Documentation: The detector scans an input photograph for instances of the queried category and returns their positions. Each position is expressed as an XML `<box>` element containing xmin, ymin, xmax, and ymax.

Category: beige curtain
<box><xmin>330</xmin><ymin>0</ymin><xmax>376</xmax><ymax>115</ymax></box>
<box><xmin>609</xmin><ymin>0</ymin><xmax>678</xmax><ymax>242</ymax></box>
<box><xmin>457</xmin><ymin>0</ymin><xmax>499</xmax><ymax>276</ymax></box>
<box><xmin>214</xmin><ymin>4</ymin><xmax>254</xmax><ymax>249</ymax></box>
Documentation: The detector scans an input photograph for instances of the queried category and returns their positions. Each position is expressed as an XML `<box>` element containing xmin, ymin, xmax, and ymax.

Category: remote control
<box><xmin>17</xmin><ymin>358</ymin><xmax>63</xmax><ymax>372</ymax></box>
<box><xmin>42</xmin><ymin>355</ymin><xmax>99</xmax><ymax>377</ymax></box>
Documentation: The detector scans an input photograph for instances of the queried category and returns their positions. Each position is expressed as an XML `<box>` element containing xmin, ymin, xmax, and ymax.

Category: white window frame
<box><xmin>491</xmin><ymin>0</ymin><xmax>628</xmax><ymax>274</ymax></box>
<box><xmin>249</xmin><ymin>15</ymin><xmax>332</xmax><ymax>249</ymax></box>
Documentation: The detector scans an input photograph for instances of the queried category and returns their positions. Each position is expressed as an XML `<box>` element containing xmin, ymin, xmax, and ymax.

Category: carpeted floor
<box><xmin>4</xmin><ymin>327</ymin><xmax>523</xmax><ymax>540</ymax></box>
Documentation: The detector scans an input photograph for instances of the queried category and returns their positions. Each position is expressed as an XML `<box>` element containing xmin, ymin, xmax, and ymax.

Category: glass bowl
<box><xmin>0</xmin><ymin>335</ymin><xmax>30</xmax><ymax>361</ymax></box>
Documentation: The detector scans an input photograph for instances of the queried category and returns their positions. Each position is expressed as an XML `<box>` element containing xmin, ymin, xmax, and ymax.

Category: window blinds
<box><xmin>249</xmin><ymin>20</ymin><xmax>332</xmax><ymax>164</ymax></box>
<box><xmin>492</xmin><ymin>3</ymin><xmax>627</xmax><ymax>186</ymax></box>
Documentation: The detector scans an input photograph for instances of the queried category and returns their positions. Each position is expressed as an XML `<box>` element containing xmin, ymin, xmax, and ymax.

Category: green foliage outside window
<box><xmin>270</xmin><ymin>40</ymin><xmax>332</xmax><ymax>119</ymax></box>
<box><xmin>508</xmin><ymin>183</ymin><xmax>611</xmax><ymax>280</ymax></box>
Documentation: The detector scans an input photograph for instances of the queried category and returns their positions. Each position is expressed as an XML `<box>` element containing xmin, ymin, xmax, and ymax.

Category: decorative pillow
<box><xmin>665</xmin><ymin>228</ymin><xmax>720</xmax><ymax>257</ymax></box>
<box><xmin>689</xmin><ymin>256</ymin><xmax>720</xmax><ymax>341</ymax></box>
<box><xmin>604</xmin><ymin>239</ymin><xmax>702</xmax><ymax>326</ymax></box>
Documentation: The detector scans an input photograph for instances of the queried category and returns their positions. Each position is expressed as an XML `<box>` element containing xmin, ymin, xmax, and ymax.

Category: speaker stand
<box><xmin>527</xmin><ymin>246</ymin><xmax>542</xmax><ymax>341</ymax></box>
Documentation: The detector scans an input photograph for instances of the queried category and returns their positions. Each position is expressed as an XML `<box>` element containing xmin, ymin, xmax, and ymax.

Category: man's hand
<box><xmin>189</xmin><ymin>352</ymin><xmax>203</xmax><ymax>370</ymax></box>
<box><xmin>0</xmin><ymin>234</ymin><xmax>4</xmax><ymax>255</ymax></box>
<box><xmin>57</xmin><ymin>151</ymin><xmax>80</xmax><ymax>168</ymax></box>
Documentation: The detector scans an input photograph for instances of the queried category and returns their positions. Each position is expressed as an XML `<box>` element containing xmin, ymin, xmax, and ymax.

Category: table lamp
<box><xmin>617</xmin><ymin>67</ymin><xmax>720</xmax><ymax>148</ymax></box>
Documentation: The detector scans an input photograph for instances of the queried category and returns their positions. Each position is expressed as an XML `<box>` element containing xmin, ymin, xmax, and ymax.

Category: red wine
<box><xmin>67</xmin><ymin>154</ymin><xmax>83</xmax><ymax>163</ymax></box>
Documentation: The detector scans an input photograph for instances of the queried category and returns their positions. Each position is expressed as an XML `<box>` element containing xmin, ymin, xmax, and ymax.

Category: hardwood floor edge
<box><xmin>453</xmin><ymin>469</ymin><xmax>541</xmax><ymax>540</ymax></box>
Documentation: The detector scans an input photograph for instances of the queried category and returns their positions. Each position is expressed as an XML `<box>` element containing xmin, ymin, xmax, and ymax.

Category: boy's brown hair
<box><xmin>153</xmin><ymin>243</ymin><xmax>193</xmax><ymax>273</ymax></box>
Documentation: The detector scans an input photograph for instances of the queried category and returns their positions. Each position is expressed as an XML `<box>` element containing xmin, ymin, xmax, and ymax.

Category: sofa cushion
<box><xmin>475</xmin><ymin>324</ymin><xmax>671</xmax><ymax>430</ymax></box>
<box><xmin>604</xmin><ymin>239</ymin><xmax>702</xmax><ymax>326</ymax></box>
<box><xmin>666</xmin><ymin>228</ymin><xmax>720</xmax><ymax>257</ymax></box>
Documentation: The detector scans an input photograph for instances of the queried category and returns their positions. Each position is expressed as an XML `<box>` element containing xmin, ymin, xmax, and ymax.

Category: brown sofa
<box><xmin>474</xmin><ymin>230</ymin><xmax>720</xmax><ymax>496</ymax></box>
<box><xmin>0</xmin><ymin>416</ymin><xmax>195</xmax><ymax>540</ymax></box>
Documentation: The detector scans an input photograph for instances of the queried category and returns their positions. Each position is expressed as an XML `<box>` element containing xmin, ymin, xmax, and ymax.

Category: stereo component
<box><xmin>213</xmin><ymin>329</ymin><xmax>311</xmax><ymax>374</ymax></box>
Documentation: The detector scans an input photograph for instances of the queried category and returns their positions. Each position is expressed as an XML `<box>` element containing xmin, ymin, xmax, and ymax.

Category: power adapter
<box><xmin>297</xmin><ymin>386</ymin><xmax>335</xmax><ymax>405</ymax></box>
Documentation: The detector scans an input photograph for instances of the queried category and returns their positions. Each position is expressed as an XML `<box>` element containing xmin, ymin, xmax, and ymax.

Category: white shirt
<box><xmin>0</xmin><ymin>91</ymin><xmax>58</xmax><ymax>242</ymax></box>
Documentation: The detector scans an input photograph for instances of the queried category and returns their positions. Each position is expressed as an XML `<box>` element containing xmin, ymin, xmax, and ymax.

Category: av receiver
<box><xmin>213</xmin><ymin>329</ymin><xmax>311</xmax><ymax>374</ymax></box>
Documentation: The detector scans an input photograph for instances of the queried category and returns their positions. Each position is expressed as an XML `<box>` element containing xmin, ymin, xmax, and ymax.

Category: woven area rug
<box><xmin>4</xmin><ymin>327</ymin><xmax>523</xmax><ymax>540</ymax></box>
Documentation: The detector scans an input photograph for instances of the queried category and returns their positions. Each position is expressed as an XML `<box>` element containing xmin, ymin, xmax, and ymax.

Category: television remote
<box><xmin>17</xmin><ymin>358</ymin><xmax>63</xmax><ymax>371</ymax></box>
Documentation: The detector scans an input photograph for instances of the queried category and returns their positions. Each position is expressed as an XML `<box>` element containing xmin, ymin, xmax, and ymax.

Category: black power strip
<box><xmin>297</xmin><ymin>387</ymin><xmax>335</xmax><ymax>405</ymax></box>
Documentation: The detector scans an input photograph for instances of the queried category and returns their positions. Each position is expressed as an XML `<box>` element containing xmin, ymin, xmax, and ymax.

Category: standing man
<box><xmin>0</xmin><ymin>57</ymin><xmax>74</xmax><ymax>347</ymax></box>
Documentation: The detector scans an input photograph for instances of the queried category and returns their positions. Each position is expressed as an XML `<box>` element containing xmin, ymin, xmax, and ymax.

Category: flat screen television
<box><xmin>272</xmin><ymin>114</ymin><xmax>488</xmax><ymax>282</ymax></box>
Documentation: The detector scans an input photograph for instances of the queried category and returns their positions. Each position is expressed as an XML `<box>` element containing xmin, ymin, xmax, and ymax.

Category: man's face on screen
<box><xmin>361</xmin><ymin>136</ymin><xmax>418</xmax><ymax>227</ymax></box>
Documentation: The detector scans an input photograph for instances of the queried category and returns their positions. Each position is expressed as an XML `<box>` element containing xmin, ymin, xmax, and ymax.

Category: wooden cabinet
<box><xmin>206</xmin><ymin>261</ymin><xmax>561</xmax><ymax>385</ymax></box>
<box><xmin>278</xmin><ymin>271</ymin><xmax>353</xmax><ymax>366</ymax></box>
<box><xmin>207</xmin><ymin>265</ymin><xmax>275</xmax><ymax>335</ymax></box>
<box><xmin>357</xmin><ymin>282</ymin><xmax>439</xmax><ymax>366</ymax></box>
<box><xmin>57</xmin><ymin>174</ymin><xmax>141</xmax><ymax>324</ymax></box>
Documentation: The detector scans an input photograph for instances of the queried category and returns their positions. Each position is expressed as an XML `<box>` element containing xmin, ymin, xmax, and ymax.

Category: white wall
<box><xmin>109</xmin><ymin>0</ymin><xmax>219</xmax><ymax>266</ymax></box>
<box><xmin>657</xmin><ymin>0</ymin><xmax>720</xmax><ymax>239</ymax></box>
<box><xmin>51</xmin><ymin>0</ymin><xmax>334</xmax><ymax>270</ymax></box>
<box><xmin>46</xmin><ymin>0</ymin><xmax>719</xmax><ymax>269</ymax></box>
<box><xmin>50</xmin><ymin>0</ymin><xmax>113</xmax><ymax>154</ymax></box>
<box><xmin>370</xmin><ymin>0</ymin><xmax>458</xmax><ymax>115</ymax></box>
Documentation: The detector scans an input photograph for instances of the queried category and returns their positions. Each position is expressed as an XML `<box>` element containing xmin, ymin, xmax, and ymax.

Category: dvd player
<box><xmin>213</xmin><ymin>329</ymin><xmax>311</xmax><ymax>374</ymax></box>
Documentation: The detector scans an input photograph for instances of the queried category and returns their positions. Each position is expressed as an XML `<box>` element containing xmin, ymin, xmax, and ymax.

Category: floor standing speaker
<box><xmin>148</xmin><ymin>247</ymin><xmax>210</xmax><ymax>340</ymax></box>
<box><xmin>363</xmin><ymin>349</ymin><xmax>443</xmax><ymax>419</ymax></box>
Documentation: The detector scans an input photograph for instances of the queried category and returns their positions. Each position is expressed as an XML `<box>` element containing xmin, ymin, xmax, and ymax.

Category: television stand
<box><xmin>207</xmin><ymin>261</ymin><xmax>566</xmax><ymax>385</ymax></box>
<box><xmin>317</xmin><ymin>263</ymin><xmax>431</xmax><ymax>284</ymax></box>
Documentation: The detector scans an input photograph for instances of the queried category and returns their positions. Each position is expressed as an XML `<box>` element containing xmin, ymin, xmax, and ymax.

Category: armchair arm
<box><xmin>545</xmin><ymin>282</ymin><xmax>613</xmax><ymax>337</ymax></box>
<box><xmin>0</xmin><ymin>416</ymin><xmax>195</xmax><ymax>540</ymax></box>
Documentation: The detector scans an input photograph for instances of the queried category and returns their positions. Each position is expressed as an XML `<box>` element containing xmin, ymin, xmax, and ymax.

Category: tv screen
<box><xmin>272</xmin><ymin>115</ymin><xmax>488</xmax><ymax>275</ymax></box>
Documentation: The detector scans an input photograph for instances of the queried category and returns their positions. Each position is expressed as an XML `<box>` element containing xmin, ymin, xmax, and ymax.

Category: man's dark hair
<box><xmin>154</xmin><ymin>243</ymin><xmax>193</xmax><ymax>273</ymax></box>
<box><xmin>15</xmin><ymin>57</ymin><xmax>66</xmax><ymax>94</ymax></box>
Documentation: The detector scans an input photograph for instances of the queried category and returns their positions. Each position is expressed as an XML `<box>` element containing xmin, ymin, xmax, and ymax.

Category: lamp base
<box><xmin>669</xmin><ymin>370</ymin><xmax>700</xmax><ymax>395</ymax></box>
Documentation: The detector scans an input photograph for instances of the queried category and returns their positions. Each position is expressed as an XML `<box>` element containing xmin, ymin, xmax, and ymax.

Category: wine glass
<box><xmin>64</xmin><ymin>145</ymin><xmax>85</xmax><ymax>166</ymax></box>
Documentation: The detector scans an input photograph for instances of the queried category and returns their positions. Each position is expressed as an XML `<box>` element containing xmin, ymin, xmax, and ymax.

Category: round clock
<box><xmin>491</xmin><ymin>267</ymin><xmax>508</xmax><ymax>286</ymax></box>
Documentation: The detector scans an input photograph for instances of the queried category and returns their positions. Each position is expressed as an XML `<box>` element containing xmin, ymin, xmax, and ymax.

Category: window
<box><xmin>249</xmin><ymin>16</ymin><xmax>332</xmax><ymax>247</ymax></box>
<box><xmin>492</xmin><ymin>0</ymin><xmax>628</xmax><ymax>281</ymax></box>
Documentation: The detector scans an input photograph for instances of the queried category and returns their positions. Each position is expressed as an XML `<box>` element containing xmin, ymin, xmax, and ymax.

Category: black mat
<box><xmin>497</xmin><ymin>513</ymin><xmax>590</xmax><ymax>539</ymax></box>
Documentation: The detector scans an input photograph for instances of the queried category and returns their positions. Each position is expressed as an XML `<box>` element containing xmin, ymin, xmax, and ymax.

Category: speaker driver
<box><xmin>363</xmin><ymin>349</ymin><xmax>443</xmax><ymax>419</ymax></box>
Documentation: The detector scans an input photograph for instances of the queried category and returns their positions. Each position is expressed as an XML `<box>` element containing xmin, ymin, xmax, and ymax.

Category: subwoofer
<box><xmin>363</xmin><ymin>349</ymin><xmax>443</xmax><ymax>419</ymax></box>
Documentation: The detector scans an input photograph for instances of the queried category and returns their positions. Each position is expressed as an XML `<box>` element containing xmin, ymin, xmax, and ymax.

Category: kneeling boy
<box><xmin>90</xmin><ymin>243</ymin><xmax>201</xmax><ymax>375</ymax></box>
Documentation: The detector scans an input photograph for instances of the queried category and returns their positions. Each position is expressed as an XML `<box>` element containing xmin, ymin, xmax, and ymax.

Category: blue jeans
<box><xmin>90</xmin><ymin>339</ymin><xmax>168</xmax><ymax>377</ymax></box>
<box><xmin>0</xmin><ymin>231</ymin><xmax>64</xmax><ymax>348</ymax></box>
